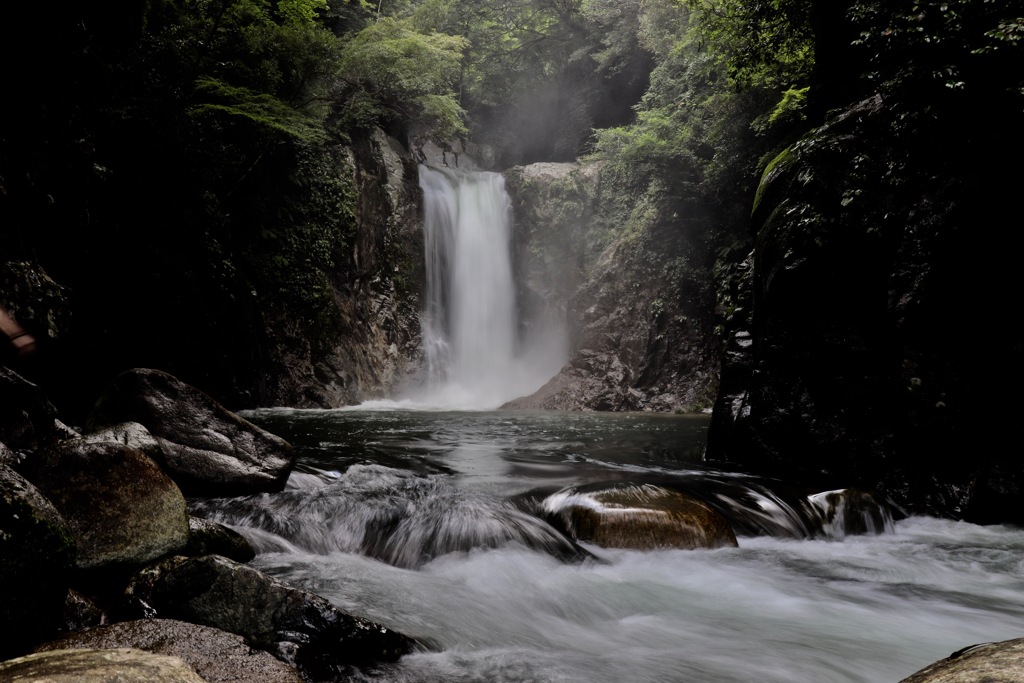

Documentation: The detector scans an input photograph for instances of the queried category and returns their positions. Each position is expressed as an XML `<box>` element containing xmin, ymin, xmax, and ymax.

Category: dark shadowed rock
<box><xmin>26</xmin><ymin>440</ymin><xmax>188</xmax><ymax>572</ymax></box>
<box><xmin>88</xmin><ymin>368</ymin><xmax>294</xmax><ymax>495</ymax></box>
<box><xmin>0</xmin><ymin>366</ymin><xmax>59</xmax><ymax>456</ymax></box>
<box><xmin>0</xmin><ymin>463</ymin><xmax>76</xmax><ymax>659</ymax></box>
<box><xmin>0</xmin><ymin>647</ymin><xmax>207</xmax><ymax>682</ymax></box>
<box><xmin>131</xmin><ymin>554</ymin><xmax>419</xmax><ymax>679</ymax></box>
<box><xmin>899</xmin><ymin>638</ymin><xmax>1024</xmax><ymax>682</ymax></box>
<box><xmin>62</xmin><ymin>589</ymin><xmax>106</xmax><ymax>633</ymax></box>
<box><xmin>35</xmin><ymin>618</ymin><xmax>302</xmax><ymax>683</ymax></box>
<box><xmin>541</xmin><ymin>482</ymin><xmax>738</xmax><ymax>550</ymax></box>
<box><xmin>186</xmin><ymin>516</ymin><xmax>256</xmax><ymax>563</ymax></box>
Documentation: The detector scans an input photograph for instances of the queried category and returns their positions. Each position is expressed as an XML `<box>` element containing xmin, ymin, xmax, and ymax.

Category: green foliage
<box><xmin>190</xmin><ymin>77</ymin><xmax>328</xmax><ymax>141</ymax></box>
<box><xmin>336</xmin><ymin>17</ymin><xmax>468</xmax><ymax>139</ymax></box>
<box><xmin>849</xmin><ymin>0</ymin><xmax>1024</xmax><ymax>98</ymax></box>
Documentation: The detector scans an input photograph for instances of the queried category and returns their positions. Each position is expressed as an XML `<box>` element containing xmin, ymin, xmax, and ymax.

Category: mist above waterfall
<box><xmin>408</xmin><ymin>165</ymin><xmax>567</xmax><ymax>410</ymax></box>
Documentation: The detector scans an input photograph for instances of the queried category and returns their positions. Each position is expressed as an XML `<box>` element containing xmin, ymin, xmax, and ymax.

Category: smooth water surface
<box><xmin>203</xmin><ymin>408</ymin><xmax>1024</xmax><ymax>683</ymax></box>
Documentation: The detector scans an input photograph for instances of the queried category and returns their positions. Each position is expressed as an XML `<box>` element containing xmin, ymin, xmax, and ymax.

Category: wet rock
<box><xmin>899</xmin><ymin>638</ymin><xmax>1024</xmax><ymax>682</ymax></box>
<box><xmin>806</xmin><ymin>488</ymin><xmax>898</xmax><ymax>537</ymax></box>
<box><xmin>0</xmin><ymin>463</ymin><xmax>76</xmax><ymax>658</ymax></box>
<box><xmin>25</xmin><ymin>440</ymin><xmax>188</xmax><ymax>572</ymax></box>
<box><xmin>0</xmin><ymin>647</ymin><xmax>207</xmax><ymax>682</ymax></box>
<box><xmin>34</xmin><ymin>618</ymin><xmax>302</xmax><ymax>683</ymax></box>
<box><xmin>132</xmin><ymin>554</ymin><xmax>418</xmax><ymax>679</ymax></box>
<box><xmin>186</xmin><ymin>516</ymin><xmax>256</xmax><ymax>563</ymax></box>
<box><xmin>541</xmin><ymin>482</ymin><xmax>738</xmax><ymax>550</ymax></box>
<box><xmin>87</xmin><ymin>368</ymin><xmax>294</xmax><ymax>496</ymax></box>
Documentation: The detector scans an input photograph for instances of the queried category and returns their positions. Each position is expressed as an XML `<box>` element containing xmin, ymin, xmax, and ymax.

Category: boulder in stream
<box><xmin>87</xmin><ymin>368</ymin><xmax>294</xmax><ymax>496</ymax></box>
<box><xmin>541</xmin><ymin>482</ymin><xmax>738</xmax><ymax>550</ymax></box>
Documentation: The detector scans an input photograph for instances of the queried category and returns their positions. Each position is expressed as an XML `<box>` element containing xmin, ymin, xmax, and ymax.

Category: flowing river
<box><xmin>194</xmin><ymin>407</ymin><xmax>1024</xmax><ymax>683</ymax></box>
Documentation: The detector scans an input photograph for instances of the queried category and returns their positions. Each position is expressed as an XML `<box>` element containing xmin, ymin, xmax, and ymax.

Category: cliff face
<box><xmin>706</xmin><ymin>94</ymin><xmax>1024</xmax><ymax>522</ymax></box>
<box><xmin>501</xmin><ymin>162</ymin><xmax>720</xmax><ymax>413</ymax></box>
<box><xmin>261</xmin><ymin>129</ymin><xmax>425</xmax><ymax>408</ymax></box>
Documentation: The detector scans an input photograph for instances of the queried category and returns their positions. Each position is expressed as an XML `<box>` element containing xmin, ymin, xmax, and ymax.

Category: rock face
<box><xmin>540</xmin><ymin>482</ymin><xmax>738</xmax><ymax>550</ymax></box>
<box><xmin>266</xmin><ymin>128</ymin><xmax>426</xmax><ymax>408</ymax></box>
<box><xmin>88</xmin><ymin>368</ymin><xmax>294</xmax><ymax>496</ymax></box>
<box><xmin>0</xmin><ymin>463</ymin><xmax>76</xmax><ymax>658</ymax></box>
<box><xmin>501</xmin><ymin>161</ymin><xmax>721</xmax><ymax>412</ymax></box>
<box><xmin>706</xmin><ymin>94</ymin><xmax>1024</xmax><ymax>523</ymax></box>
<box><xmin>26</xmin><ymin>440</ymin><xmax>188</xmax><ymax>572</ymax></box>
<box><xmin>35</xmin><ymin>619</ymin><xmax>302</xmax><ymax>683</ymax></box>
<box><xmin>899</xmin><ymin>638</ymin><xmax>1024</xmax><ymax>682</ymax></box>
<box><xmin>0</xmin><ymin>648</ymin><xmax>208</xmax><ymax>683</ymax></box>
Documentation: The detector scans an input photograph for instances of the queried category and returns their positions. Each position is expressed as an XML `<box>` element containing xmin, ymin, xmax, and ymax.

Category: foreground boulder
<box><xmin>0</xmin><ymin>647</ymin><xmax>206</xmax><ymax>682</ymax></box>
<box><xmin>900</xmin><ymin>638</ymin><xmax>1024</xmax><ymax>682</ymax></box>
<box><xmin>540</xmin><ymin>482</ymin><xmax>738</xmax><ymax>550</ymax></box>
<box><xmin>88</xmin><ymin>368</ymin><xmax>294</xmax><ymax>496</ymax></box>
<box><xmin>34</xmin><ymin>618</ymin><xmax>301</xmax><ymax>683</ymax></box>
<box><xmin>129</xmin><ymin>554</ymin><xmax>418</xmax><ymax>679</ymax></box>
<box><xmin>25</xmin><ymin>440</ymin><xmax>188</xmax><ymax>572</ymax></box>
<box><xmin>0</xmin><ymin>463</ymin><xmax>76</xmax><ymax>658</ymax></box>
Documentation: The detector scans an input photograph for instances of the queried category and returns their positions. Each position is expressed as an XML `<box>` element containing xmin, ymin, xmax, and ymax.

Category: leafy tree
<box><xmin>336</xmin><ymin>17</ymin><xmax>470</xmax><ymax>140</ymax></box>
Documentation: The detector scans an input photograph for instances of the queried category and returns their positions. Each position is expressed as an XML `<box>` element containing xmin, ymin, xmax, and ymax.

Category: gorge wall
<box><xmin>705</xmin><ymin>93</ymin><xmax>1024</xmax><ymax>524</ymax></box>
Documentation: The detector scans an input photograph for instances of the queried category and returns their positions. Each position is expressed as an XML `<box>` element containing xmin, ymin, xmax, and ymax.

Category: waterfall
<box><xmin>414</xmin><ymin>165</ymin><xmax>564</xmax><ymax>409</ymax></box>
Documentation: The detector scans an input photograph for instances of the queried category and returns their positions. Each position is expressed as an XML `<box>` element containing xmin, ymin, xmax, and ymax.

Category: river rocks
<box><xmin>0</xmin><ymin>463</ymin><xmax>76</xmax><ymax>658</ymax></box>
<box><xmin>0</xmin><ymin>647</ymin><xmax>208</xmax><ymax>683</ymax></box>
<box><xmin>899</xmin><ymin>638</ymin><xmax>1024</xmax><ymax>682</ymax></box>
<box><xmin>541</xmin><ymin>482</ymin><xmax>738</xmax><ymax>550</ymax></box>
<box><xmin>25</xmin><ymin>439</ymin><xmax>188</xmax><ymax>572</ymax></box>
<box><xmin>34</xmin><ymin>619</ymin><xmax>302</xmax><ymax>683</ymax></box>
<box><xmin>132</xmin><ymin>554</ymin><xmax>418</xmax><ymax>678</ymax></box>
<box><xmin>88</xmin><ymin>368</ymin><xmax>294</xmax><ymax>496</ymax></box>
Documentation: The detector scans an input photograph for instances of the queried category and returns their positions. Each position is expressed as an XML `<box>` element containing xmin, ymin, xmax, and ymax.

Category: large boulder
<box><xmin>900</xmin><ymin>638</ymin><xmax>1024</xmax><ymax>682</ymax></box>
<box><xmin>34</xmin><ymin>618</ymin><xmax>302</xmax><ymax>683</ymax></box>
<box><xmin>129</xmin><ymin>554</ymin><xmax>419</xmax><ymax>679</ymax></box>
<box><xmin>0</xmin><ymin>463</ymin><xmax>76</xmax><ymax>658</ymax></box>
<box><xmin>25</xmin><ymin>440</ymin><xmax>188</xmax><ymax>572</ymax></box>
<box><xmin>540</xmin><ymin>482</ymin><xmax>738</xmax><ymax>550</ymax></box>
<box><xmin>88</xmin><ymin>368</ymin><xmax>294</xmax><ymax>496</ymax></box>
<box><xmin>0</xmin><ymin>648</ymin><xmax>206</xmax><ymax>683</ymax></box>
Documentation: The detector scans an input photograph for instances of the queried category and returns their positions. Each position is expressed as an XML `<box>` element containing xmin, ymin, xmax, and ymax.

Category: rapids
<box><xmin>194</xmin><ymin>409</ymin><xmax>1024</xmax><ymax>683</ymax></box>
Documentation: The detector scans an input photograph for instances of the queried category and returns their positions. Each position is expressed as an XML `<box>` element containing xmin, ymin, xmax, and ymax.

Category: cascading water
<box><xmin>413</xmin><ymin>165</ymin><xmax>565</xmax><ymax>409</ymax></box>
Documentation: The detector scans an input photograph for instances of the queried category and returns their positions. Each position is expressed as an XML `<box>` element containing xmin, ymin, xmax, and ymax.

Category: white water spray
<box><xmin>413</xmin><ymin>165</ymin><xmax>565</xmax><ymax>409</ymax></box>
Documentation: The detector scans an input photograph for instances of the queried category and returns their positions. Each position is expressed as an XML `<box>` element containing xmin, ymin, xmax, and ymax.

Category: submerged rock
<box><xmin>899</xmin><ymin>638</ymin><xmax>1024</xmax><ymax>682</ymax></box>
<box><xmin>541</xmin><ymin>482</ymin><xmax>738</xmax><ymax>550</ymax></box>
<box><xmin>87</xmin><ymin>368</ymin><xmax>294</xmax><ymax>496</ymax></box>
<box><xmin>34</xmin><ymin>618</ymin><xmax>302</xmax><ymax>683</ymax></box>
<box><xmin>0</xmin><ymin>647</ymin><xmax>207</xmax><ymax>682</ymax></box>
